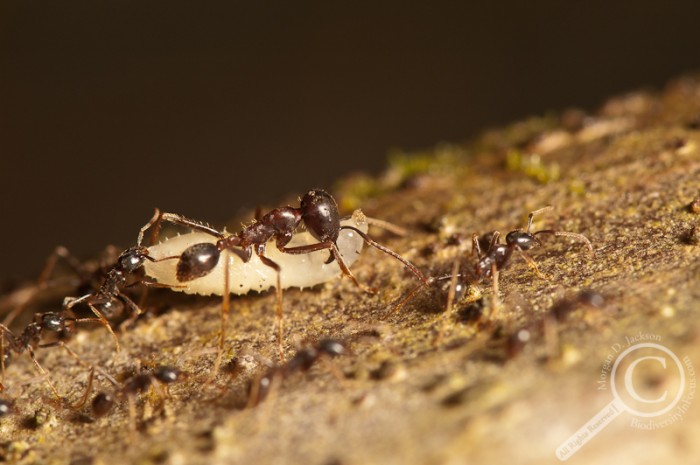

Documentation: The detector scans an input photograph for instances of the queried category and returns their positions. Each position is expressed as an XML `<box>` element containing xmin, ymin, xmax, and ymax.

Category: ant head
<box><xmin>39</xmin><ymin>312</ymin><xmax>65</xmax><ymax>332</ymax></box>
<box><xmin>505</xmin><ymin>230</ymin><xmax>540</xmax><ymax>250</ymax></box>
<box><xmin>118</xmin><ymin>246</ymin><xmax>149</xmax><ymax>272</ymax></box>
<box><xmin>153</xmin><ymin>365</ymin><xmax>182</xmax><ymax>384</ymax></box>
<box><xmin>0</xmin><ymin>399</ymin><xmax>13</xmax><ymax>417</ymax></box>
<box><xmin>176</xmin><ymin>243</ymin><xmax>220</xmax><ymax>282</ymax></box>
<box><xmin>318</xmin><ymin>338</ymin><xmax>346</xmax><ymax>357</ymax></box>
<box><xmin>92</xmin><ymin>392</ymin><xmax>114</xmax><ymax>417</ymax></box>
<box><xmin>300</xmin><ymin>189</ymin><xmax>341</xmax><ymax>242</ymax></box>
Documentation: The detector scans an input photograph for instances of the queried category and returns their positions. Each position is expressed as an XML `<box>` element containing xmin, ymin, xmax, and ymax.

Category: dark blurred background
<box><xmin>1</xmin><ymin>1</ymin><xmax>699</xmax><ymax>280</ymax></box>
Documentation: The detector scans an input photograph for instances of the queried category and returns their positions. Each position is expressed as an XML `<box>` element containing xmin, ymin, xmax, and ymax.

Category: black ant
<box><xmin>395</xmin><ymin>206</ymin><xmax>593</xmax><ymax>329</ymax></box>
<box><xmin>91</xmin><ymin>365</ymin><xmax>184</xmax><ymax>436</ymax></box>
<box><xmin>61</xmin><ymin>210</ymin><xmax>178</xmax><ymax>351</ymax></box>
<box><xmin>471</xmin><ymin>206</ymin><xmax>593</xmax><ymax>283</ymax></box>
<box><xmin>247</xmin><ymin>338</ymin><xmax>347</xmax><ymax>407</ymax></box>
<box><xmin>145</xmin><ymin>189</ymin><xmax>428</xmax><ymax>366</ymax></box>
<box><xmin>0</xmin><ymin>310</ymin><xmax>114</xmax><ymax>400</ymax></box>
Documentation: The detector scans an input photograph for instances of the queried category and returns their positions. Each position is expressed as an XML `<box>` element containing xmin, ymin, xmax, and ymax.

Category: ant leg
<box><xmin>340</xmin><ymin>226</ymin><xmax>429</xmax><ymax>287</ymax></box>
<box><xmin>517</xmin><ymin>250</ymin><xmax>546</xmax><ymax>279</ymax></box>
<box><xmin>25</xmin><ymin>346</ymin><xmax>62</xmax><ymax>400</ymax></box>
<box><xmin>119</xmin><ymin>293</ymin><xmax>144</xmax><ymax>317</ymax></box>
<box><xmin>137</xmin><ymin>208</ymin><xmax>163</xmax><ymax>246</ymax></box>
<box><xmin>488</xmin><ymin>231</ymin><xmax>501</xmax><ymax>252</ymax></box>
<box><xmin>471</xmin><ymin>233</ymin><xmax>482</xmax><ymax>259</ymax></box>
<box><xmin>471</xmin><ymin>231</ymin><xmax>501</xmax><ymax>260</ymax></box>
<box><xmin>86</xmin><ymin>303</ymin><xmax>121</xmax><ymax>353</ymax></box>
<box><xmin>389</xmin><ymin>282</ymin><xmax>426</xmax><ymax>315</ymax></box>
<box><xmin>329</xmin><ymin>243</ymin><xmax>377</xmax><ymax>294</ymax></box>
<box><xmin>279</xmin><ymin>241</ymin><xmax>377</xmax><ymax>294</ymax></box>
<box><xmin>433</xmin><ymin>259</ymin><xmax>460</xmax><ymax>345</ymax></box>
<box><xmin>113</xmin><ymin>293</ymin><xmax>146</xmax><ymax>331</ymax></box>
<box><xmin>37</xmin><ymin>246</ymin><xmax>85</xmax><ymax>287</ymax></box>
<box><xmin>133</xmin><ymin>211</ymin><xmax>168</xmax><ymax>320</ymax></box>
<box><xmin>138</xmin><ymin>278</ymin><xmax>185</xmax><ymax>290</ymax></box>
<box><xmin>2</xmin><ymin>246</ymin><xmax>84</xmax><ymax>327</ymax></box>
<box><xmin>255</xmin><ymin>245</ymin><xmax>285</xmax><ymax>360</ymax></box>
<box><xmin>0</xmin><ymin>328</ymin><xmax>8</xmax><ymax>386</ymax></box>
<box><xmin>490</xmin><ymin>262</ymin><xmax>501</xmax><ymax>318</ymax></box>
<box><xmin>213</xmin><ymin>251</ymin><xmax>232</xmax><ymax>375</ymax></box>
<box><xmin>70</xmin><ymin>368</ymin><xmax>95</xmax><ymax>409</ymax></box>
<box><xmin>128</xmin><ymin>394</ymin><xmax>138</xmax><ymax>440</ymax></box>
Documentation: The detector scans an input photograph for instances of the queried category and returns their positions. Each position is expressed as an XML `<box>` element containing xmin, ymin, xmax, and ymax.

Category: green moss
<box><xmin>506</xmin><ymin>149</ymin><xmax>560</xmax><ymax>183</ymax></box>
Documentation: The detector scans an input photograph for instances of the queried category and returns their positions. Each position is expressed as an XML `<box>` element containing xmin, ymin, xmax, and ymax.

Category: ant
<box><xmin>91</xmin><ymin>365</ymin><xmax>184</xmax><ymax>436</ymax></box>
<box><xmin>142</xmin><ymin>189</ymin><xmax>428</xmax><ymax>367</ymax></box>
<box><xmin>0</xmin><ymin>310</ymin><xmax>115</xmax><ymax>400</ymax></box>
<box><xmin>395</xmin><ymin>206</ymin><xmax>593</xmax><ymax>330</ymax></box>
<box><xmin>248</xmin><ymin>338</ymin><xmax>347</xmax><ymax>407</ymax></box>
<box><xmin>61</xmin><ymin>210</ymin><xmax>179</xmax><ymax>352</ymax></box>
<box><xmin>471</xmin><ymin>206</ymin><xmax>593</xmax><ymax>283</ymax></box>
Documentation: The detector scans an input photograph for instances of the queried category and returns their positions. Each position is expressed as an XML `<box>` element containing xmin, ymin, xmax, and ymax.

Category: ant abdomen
<box><xmin>176</xmin><ymin>243</ymin><xmax>221</xmax><ymax>282</ymax></box>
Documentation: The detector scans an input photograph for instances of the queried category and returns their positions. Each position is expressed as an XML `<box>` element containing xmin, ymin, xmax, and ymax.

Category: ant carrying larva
<box><xmin>141</xmin><ymin>189</ymin><xmax>428</xmax><ymax>367</ymax></box>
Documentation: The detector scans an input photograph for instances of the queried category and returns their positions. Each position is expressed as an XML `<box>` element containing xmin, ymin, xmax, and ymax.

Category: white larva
<box><xmin>142</xmin><ymin>210</ymin><xmax>369</xmax><ymax>295</ymax></box>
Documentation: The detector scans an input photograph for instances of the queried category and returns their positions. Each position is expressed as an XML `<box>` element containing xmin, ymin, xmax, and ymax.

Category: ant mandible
<box><xmin>142</xmin><ymin>189</ymin><xmax>428</xmax><ymax>367</ymax></box>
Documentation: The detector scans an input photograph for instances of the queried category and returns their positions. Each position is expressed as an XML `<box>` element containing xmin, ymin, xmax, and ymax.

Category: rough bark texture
<box><xmin>1</xmin><ymin>74</ymin><xmax>700</xmax><ymax>465</ymax></box>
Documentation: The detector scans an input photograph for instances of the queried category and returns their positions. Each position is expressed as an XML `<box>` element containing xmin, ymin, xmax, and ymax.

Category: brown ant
<box><xmin>91</xmin><ymin>365</ymin><xmax>184</xmax><ymax>436</ymax></box>
<box><xmin>145</xmin><ymin>189</ymin><xmax>427</xmax><ymax>366</ymax></box>
<box><xmin>247</xmin><ymin>338</ymin><xmax>347</xmax><ymax>407</ymax></box>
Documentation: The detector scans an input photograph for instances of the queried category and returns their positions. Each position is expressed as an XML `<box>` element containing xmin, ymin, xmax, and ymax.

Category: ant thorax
<box><xmin>142</xmin><ymin>210</ymin><xmax>369</xmax><ymax>296</ymax></box>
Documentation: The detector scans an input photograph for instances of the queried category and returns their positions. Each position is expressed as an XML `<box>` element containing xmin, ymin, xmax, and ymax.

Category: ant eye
<box><xmin>176</xmin><ymin>243</ymin><xmax>220</xmax><ymax>282</ymax></box>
